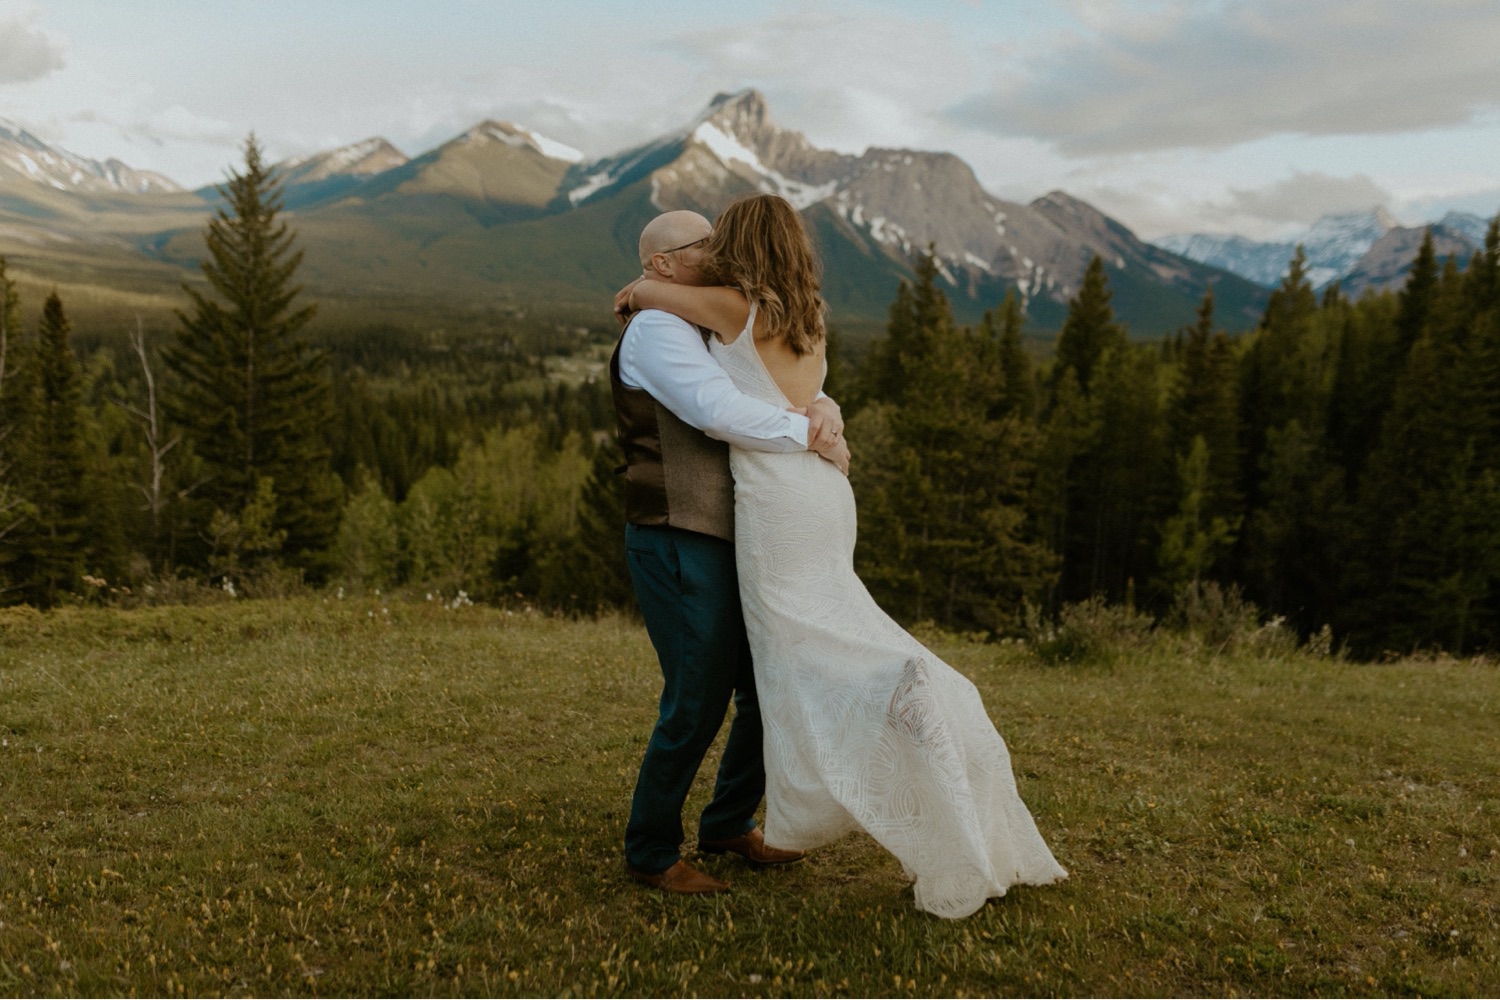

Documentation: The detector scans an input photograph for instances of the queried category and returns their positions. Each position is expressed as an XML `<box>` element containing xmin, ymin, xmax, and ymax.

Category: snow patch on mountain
<box><xmin>689</xmin><ymin>121</ymin><xmax>836</xmax><ymax>209</ymax></box>
<box><xmin>1159</xmin><ymin>209</ymin><xmax>1399</xmax><ymax>289</ymax></box>
<box><xmin>468</xmin><ymin>121</ymin><xmax>582</xmax><ymax>163</ymax></box>
<box><xmin>0</xmin><ymin>117</ymin><xmax>181</xmax><ymax>194</ymax></box>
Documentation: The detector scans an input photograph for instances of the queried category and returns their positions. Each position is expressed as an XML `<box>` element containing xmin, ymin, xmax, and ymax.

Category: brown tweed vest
<box><xmin>609</xmin><ymin>318</ymin><xmax>735</xmax><ymax>541</ymax></box>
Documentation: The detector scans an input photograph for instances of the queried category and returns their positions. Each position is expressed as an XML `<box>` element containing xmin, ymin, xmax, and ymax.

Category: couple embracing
<box><xmin>610</xmin><ymin>195</ymin><xmax>1066</xmax><ymax>919</ymax></box>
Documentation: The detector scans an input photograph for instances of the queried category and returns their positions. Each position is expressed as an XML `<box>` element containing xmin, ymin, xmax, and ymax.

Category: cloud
<box><xmin>1075</xmin><ymin>171</ymin><xmax>1396</xmax><ymax>240</ymax></box>
<box><xmin>663</xmin><ymin>8</ymin><xmax>973</xmax><ymax>153</ymax></box>
<box><xmin>0</xmin><ymin>9</ymin><xmax>64</xmax><ymax>85</ymax></box>
<box><xmin>1224</xmin><ymin>171</ymin><xmax>1391</xmax><ymax>224</ymax></box>
<box><xmin>950</xmin><ymin>0</ymin><xmax>1500</xmax><ymax>155</ymax></box>
<box><xmin>372</xmin><ymin>8</ymin><xmax>974</xmax><ymax>166</ymax></box>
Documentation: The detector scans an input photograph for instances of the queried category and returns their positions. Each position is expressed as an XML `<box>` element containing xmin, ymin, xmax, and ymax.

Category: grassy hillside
<box><xmin>2</xmin><ymin>599</ymin><xmax>1495</xmax><ymax>996</ymax></box>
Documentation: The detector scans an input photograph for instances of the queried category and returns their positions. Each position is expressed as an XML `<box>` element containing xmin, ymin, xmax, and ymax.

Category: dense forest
<box><xmin>2</xmin><ymin>142</ymin><xmax>1496</xmax><ymax>657</ymax></box>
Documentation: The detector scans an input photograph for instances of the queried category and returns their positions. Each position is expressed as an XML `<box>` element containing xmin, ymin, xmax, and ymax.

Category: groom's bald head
<box><xmin>639</xmin><ymin>210</ymin><xmax>712</xmax><ymax>269</ymax></box>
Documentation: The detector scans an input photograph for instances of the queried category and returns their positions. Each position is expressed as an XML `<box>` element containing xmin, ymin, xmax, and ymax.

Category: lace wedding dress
<box><xmin>709</xmin><ymin>310</ymin><xmax>1068</xmax><ymax>918</ymax></box>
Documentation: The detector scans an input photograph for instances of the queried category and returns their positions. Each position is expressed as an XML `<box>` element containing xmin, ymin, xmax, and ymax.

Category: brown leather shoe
<box><xmin>698</xmin><ymin>827</ymin><xmax>805</xmax><ymax>866</ymax></box>
<box><xmin>627</xmin><ymin>859</ymin><xmax>730</xmax><ymax>895</ymax></box>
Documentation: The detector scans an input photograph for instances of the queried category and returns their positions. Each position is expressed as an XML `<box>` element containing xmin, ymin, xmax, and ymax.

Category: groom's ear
<box><xmin>646</xmin><ymin>253</ymin><xmax>672</xmax><ymax>279</ymax></box>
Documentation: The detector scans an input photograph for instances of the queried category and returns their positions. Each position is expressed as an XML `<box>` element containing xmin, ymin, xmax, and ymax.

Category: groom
<box><xmin>612</xmin><ymin>209</ymin><xmax>848</xmax><ymax>894</ymax></box>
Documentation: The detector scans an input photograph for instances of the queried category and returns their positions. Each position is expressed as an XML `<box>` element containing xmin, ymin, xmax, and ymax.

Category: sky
<box><xmin>2</xmin><ymin>0</ymin><xmax>1498</xmax><ymax>241</ymax></box>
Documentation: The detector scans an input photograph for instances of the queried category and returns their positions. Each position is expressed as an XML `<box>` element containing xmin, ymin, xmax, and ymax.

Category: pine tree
<box><xmin>1065</xmin><ymin>341</ymin><xmax>1169</xmax><ymax>603</ymax></box>
<box><xmin>1233</xmin><ymin>245</ymin><xmax>1346</xmax><ymax>614</ymax></box>
<box><xmin>1161</xmin><ymin>290</ymin><xmax>1242</xmax><ymax>597</ymax></box>
<box><xmin>1052</xmin><ymin>256</ymin><xmax>1126</xmax><ymax>394</ymax></box>
<box><xmin>859</xmin><ymin>250</ymin><xmax>949</xmax><ymax>405</ymax></box>
<box><xmin>1326</xmin><ymin>292</ymin><xmax>1400</xmax><ymax>485</ymax></box>
<box><xmin>21</xmin><ymin>292</ymin><xmax>87</xmax><ymax>607</ymax></box>
<box><xmin>1168</xmin><ymin>289</ymin><xmax>1241</xmax><ymax>519</ymax></box>
<box><xmin>0</xmin><ymin>259</ymin><xmax>35</xmax><ymax>592</ymax></box>
<box><xmin>1239</xmin><ymin>246</ymin><xmax>1324</xmax><ymax>489</ymax></box>
<box><xmin>1395</xmin><ymin>229</ymin><xmax>1440</xmax><ymax>351</ymax></box>
<box><xmin>1040</xmin><ymin>257</ymin><xmax>1166</xmax><ymax>605</ymax></box>
<box><xmin>1158</xmin><ymin>434</ymin><xmax>1240</xmax><ymax>601</ymax></box>
<box><xmin>539</xmin><ymin>439</ymin><xmax>634</xmax><ymax>613</ymax></box>
<box><xmin>165</xmin><ymin>134</ymin><xmax>340</xmax><ymax>575</ymax></box>
<box><xmin>1342</xmin><ymin>230</ymin><xmax>1500</xmax><ymax>653</ymax></box>
<box><xmin>982</xmin><ymin>290</ymin><xmax>1037</xmax><ymax>420</ymax></box>
<box><xmin>852</xmin><ymin>258</ymin><xmax>1055</xmax><ymax>632</ymax></box>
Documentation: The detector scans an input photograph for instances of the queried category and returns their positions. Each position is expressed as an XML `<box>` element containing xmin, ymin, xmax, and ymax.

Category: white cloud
<box><xmin>950</xmin><ymin>0</ymin><xmax>1500</xmax><ymax>155</ymax></box>
<box><xmin>1071</xmin><ymin>170</ymin><xmax>1394</xmax><ymax>240</ymax></box>
<box><xmin>663</xmin><ymin>7</ymin><xmax>973</xmax><ymax>154</ymax></box>
<box><xmin>0</xmin><ymin>8</ymin><xmax>64</xmax><ymax>85</ymax></box>
<box><xmin>1224</xmin><ymin>171</ymin><xmax>1391</xmax><ymax>224</ymax></box>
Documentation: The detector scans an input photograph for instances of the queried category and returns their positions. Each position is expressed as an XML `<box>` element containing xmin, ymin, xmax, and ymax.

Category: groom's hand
<box><xmin>804</xmin><ymin>396</ymin><xmax>844</xmax><ymax>451</ymax></box>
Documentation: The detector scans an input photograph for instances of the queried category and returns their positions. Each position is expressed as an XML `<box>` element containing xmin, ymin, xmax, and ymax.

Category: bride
<box><xmin>616</xmin><ymin>194</ymin><xmax>1067</xmax><ymax>918</ymax></box>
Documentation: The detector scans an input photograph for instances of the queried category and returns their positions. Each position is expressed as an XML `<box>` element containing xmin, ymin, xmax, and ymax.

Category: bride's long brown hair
<box><xmin>699</xmin><ymin>194</ymin><xmax>827</xmax><ymax>357</ymax></box>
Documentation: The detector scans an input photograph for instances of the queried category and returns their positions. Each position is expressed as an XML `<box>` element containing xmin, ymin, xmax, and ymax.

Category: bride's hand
<box><xmin>820</xmin><ymin>435</ymin><xmax>851</xmax><ymax>476</ymax></box>
<box><xmin>612</xmin><ymin>275</ymin><xmax>650</xmax><ymax>323</ymax></box>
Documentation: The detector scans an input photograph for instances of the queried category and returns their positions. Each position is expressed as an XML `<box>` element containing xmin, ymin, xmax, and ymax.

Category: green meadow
<box><xmin>2</xmin><ymin>598</ymin><xmax>1496</xmax><ymax>997</ymax></box>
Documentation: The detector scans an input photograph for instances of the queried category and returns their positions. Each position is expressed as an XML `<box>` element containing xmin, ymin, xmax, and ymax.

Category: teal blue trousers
<box><xmin>623</xmin><ymin>523</ymin><xmax>764</xmax><ymax>873</ymax></box>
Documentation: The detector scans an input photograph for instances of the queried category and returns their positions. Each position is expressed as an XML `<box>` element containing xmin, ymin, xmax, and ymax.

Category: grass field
<box><xmin>2</xmin><ymin>597</ymin><xmax>1496</xmax><ymax>997</ymax></box>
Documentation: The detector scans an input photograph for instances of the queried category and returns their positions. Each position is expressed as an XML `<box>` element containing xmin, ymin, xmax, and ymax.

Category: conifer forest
<box><xmin>2</xmin><ymin>141</ymin><xmax>1497</xmax><ymax>659</ymax></box>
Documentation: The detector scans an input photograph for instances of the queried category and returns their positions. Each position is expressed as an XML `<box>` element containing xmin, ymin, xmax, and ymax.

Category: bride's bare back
<box><xmin>738</xmin><ymin>318</ymin><xmax>824</xmax><ymax>410</ymax></box>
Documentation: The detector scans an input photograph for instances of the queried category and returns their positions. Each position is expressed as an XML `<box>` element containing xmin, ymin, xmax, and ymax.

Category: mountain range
<box><xmin>1157</xmin><ymin>207</ymin><xmax>1494</xmax><ymax>295</ymax></box>
<box><xmin>8</xmin><ymin>91</ymin><xmax>1462</xmax><ymax>339</ymax></box>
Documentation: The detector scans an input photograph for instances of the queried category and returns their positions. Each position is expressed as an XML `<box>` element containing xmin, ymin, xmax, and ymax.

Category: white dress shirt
<box><xmin>618</xmin><ymin>309</ymin><xmax>810</xmax><ymax>452</ymax></box>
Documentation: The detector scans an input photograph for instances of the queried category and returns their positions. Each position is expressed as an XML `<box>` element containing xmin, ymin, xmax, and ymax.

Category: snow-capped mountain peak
<box><xmin>276</xmin><ymin>138</ymin><xmax>409</xmax><ymax>184</ymax></box>
<box><xmin>0</xmin><ymin>118</ymin><xmax>182</xmax><ymax>195</ymax></box>
<box><xmin>463</xmin><ymin>120</ymin><xmax>583</xmax><ymax>163</ymax></box>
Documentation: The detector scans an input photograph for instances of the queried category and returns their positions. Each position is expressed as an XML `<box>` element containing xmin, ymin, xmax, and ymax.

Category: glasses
<box><xmin>659</xmin><ymin>236</ymin><xmax>708</xmax><ymax>255</ymax></box>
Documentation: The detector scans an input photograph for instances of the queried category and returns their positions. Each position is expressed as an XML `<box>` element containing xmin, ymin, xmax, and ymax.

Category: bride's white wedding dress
<box><xmin>709</xmin><ymin>309</ymin><xmax>1068</xmax><ymax>919</ymax></box>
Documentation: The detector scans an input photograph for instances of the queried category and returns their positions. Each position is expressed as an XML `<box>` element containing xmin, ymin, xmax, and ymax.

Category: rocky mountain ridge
<box><xmin>2</xmin><ymin>92</ymin><xmax>1269</xmax><ymax>332</ymax></box>
<box><xmin>1158</xmin><ymin>206</ymin><xmax>1493</xmax><ymax>294</ymax></box>
<box><xmin>0</xmin><ymin>117</ymin><xmax>181</xmax><ymax>196</ymax></box>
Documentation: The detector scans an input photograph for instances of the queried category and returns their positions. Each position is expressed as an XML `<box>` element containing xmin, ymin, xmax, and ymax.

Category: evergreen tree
<box><xmin>859</xmin><ymin>250</ymin><xmax>950</xmax><ymax>404</ymax></box>
<box><xmin>1031</xmin><ymin>366</ymin><xmax>1094</xmax><ymax>608</ymax></box>
<box><xmin>21</xmin><ymin>292</ymin><xmax>87</xmax><ymax>607</ymax></box>
<box><xmin>1326</xmin><ymin>292</ymin><xmax>1400</xmax><ymax>485</ymax></box>
<box><xmin>0</xmin><ymin>259</ymin><xmax>34</xmax><ymax>595</ymax></box>
<box><xmin>1158</xmin><ymin>434</ymin><xmax>1240</xmax><ymax>602</ymax></box>
<box><xmin>1064</xmin><ymin>341</ymin><xmax>1168</xmax><ymax>603</ymax></box>
<box><xmin>539</xmin><ymin>439</ymin><xmax>634</xmax><ymax>613</ymax></box>
<box><xmin>852</xmin><ymin>257</ymin><xmax>1055</xmax><ymax>632</ymax></box>
<box><xmin>1161</xmin><ymin>290</ymin><xmax>1242</xmax><ymax>598</ymax></box>
<box><xmin>1343</xmin><ymin>231</ymin><xmax>1500</xmax><ymax>652</ymax></box>
<box><xmin>1395</xmin><ymin>229</ymin><xmax>1440</xmax><ymax>351</ymax></box>
<box><xmin>1233</xmin><ymin>245</ymin><xmax>1346</xmax><ymax>616</ymax></box>
<box><xmin>1041</xmin><ymin>258</ymin><xmax>1164</xmax><ymax>605</ymax></box>
<box><xmin>982</xmin><ymin>290</ymin><xmax>1037</xmax><ymax>420</ymax></box>
<box><xmin>1052</xmin><ymin>256</ymin><xmax>1126</xmax><ymax>394</ymax></box>
<box><xmin>1167</xmin><ymin>289</ymin><xmax>1241</xmax><ymax>524</ymax></box>
<box><xmin>1239</xmin><ymin>246</ymin><xmax>1325</xmax><ymax>493</ymax></box>
<box><xmin>1243</xmin><ymin>418</ymin><xmax>1345</xmax><ymax>632</ymax></box>
<box><xmin>165</xmin><ymin>134</ymin><xmax>340</xmax><ymax>575</ymax></box>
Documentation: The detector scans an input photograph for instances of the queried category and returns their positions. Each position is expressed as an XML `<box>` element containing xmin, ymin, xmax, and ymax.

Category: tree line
<box><xmin>840</xmin><ymin>231</ymin><xmax>1499</xmax><ymax>657</ymax></box>
<box><xmin>1</xmin><ymin>136</ymin><xmax>1495</xmax><ymax>656</ymax></box>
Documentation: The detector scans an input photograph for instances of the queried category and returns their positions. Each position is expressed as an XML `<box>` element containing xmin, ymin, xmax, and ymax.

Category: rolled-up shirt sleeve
<box><xmin>619</xmin><ymin>310</ymin><xmax>810</xmax><ymax>452</ymax></box>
